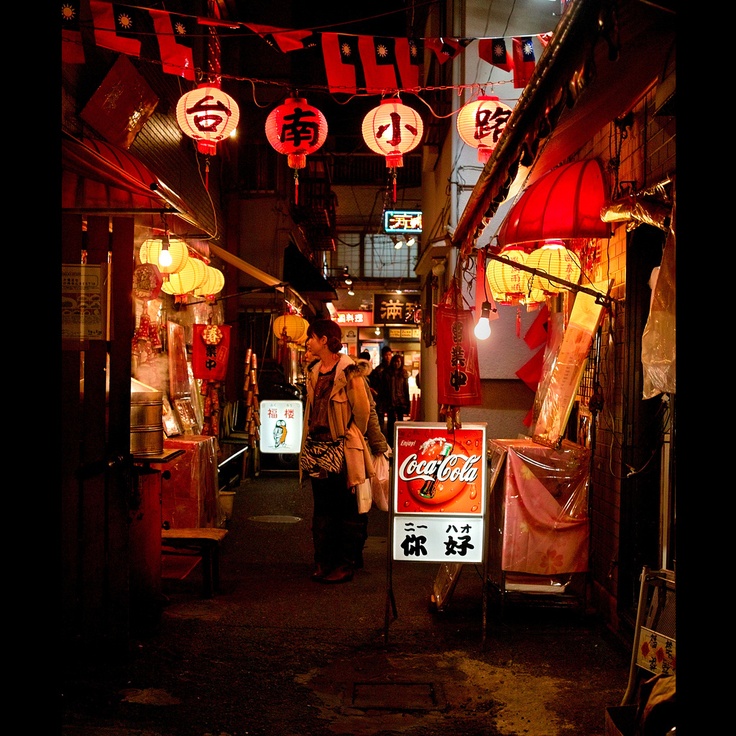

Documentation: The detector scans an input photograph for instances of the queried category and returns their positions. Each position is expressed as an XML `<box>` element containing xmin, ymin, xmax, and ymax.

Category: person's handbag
<box><xmin>370</xmin><ymin>452</ymin><xmax>390</xmax><ymax>511</ymax></box>
<box><xmin>300</xmin><ymin>435</ymin><xmax>345</xmax><ymax>475</ymax></box>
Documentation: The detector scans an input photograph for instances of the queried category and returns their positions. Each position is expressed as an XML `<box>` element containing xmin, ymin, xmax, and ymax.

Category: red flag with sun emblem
<box><xmin>322</xmin><ymin>33</ymin><xmax>419</xmax><ymax>93</ymax></box>
<box><xmin>149</xmin><ymin>9</ymin><xmax>196</xmax><ymax>81</ymax></box>
<box><xmin>90</xmin><ymin>0</ymin><xmax>143</xmax><ymax>56</ymax></box>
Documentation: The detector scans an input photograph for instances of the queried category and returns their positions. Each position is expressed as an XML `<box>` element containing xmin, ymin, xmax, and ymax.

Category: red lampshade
<box><xmin>456</xmin><ymin>96</ymin><xmax>513</xmax><ymax>163</ymax></box>
<box><xmin>497</xmin><ymin>159</ymin><xmax>612</xmax><ymax>246</ymax></box>
<box><xmin>361</xmin><ymin>98</ymin><xmax>424</xmax><ymax>168</ymax></box>
<box><xmin>265</xmin><ymin>97</ymin><xmax>328</xmax><ymax>170</ymax></box>
<box><xmin>176</xmin><ymin>83</ymin><xmax>240</xmax><ymax>156</ymax></box>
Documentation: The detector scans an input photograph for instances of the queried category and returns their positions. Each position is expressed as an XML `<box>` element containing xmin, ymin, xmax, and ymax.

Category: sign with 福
<box><xmin>259</xmin><ymin>399</ymin><xmax>303</xmax><ymax>454</ymax></box>
<box><xmin>390</xmin><ymin>422</ymin><xmax>487</xmax><ymax>564</ymax></box>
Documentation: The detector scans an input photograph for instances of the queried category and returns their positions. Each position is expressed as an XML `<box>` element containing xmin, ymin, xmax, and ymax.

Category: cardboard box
<box><xmin>605</xmin><ymin>705</ymin><xmax>637</xmax><ymax>736</ymax></box>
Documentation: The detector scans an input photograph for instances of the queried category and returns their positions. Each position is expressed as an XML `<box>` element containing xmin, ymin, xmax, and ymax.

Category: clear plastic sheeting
<box><xmin>641</xmin><ymin>201</ymin><xmax>676</xmax><ymax>399</ymax></box>
<box><xmin>600</xmin><ymin>195</ymin><xmax>672</xmax><ymax>232</ymax></box>
<box><xmin>488</xmin><ymin>439</ymin><xmax>591</xmax><ymax>579</ymax></box>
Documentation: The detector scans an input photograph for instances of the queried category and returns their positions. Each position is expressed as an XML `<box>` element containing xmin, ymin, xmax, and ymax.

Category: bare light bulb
<box><xmin>158</xmin><ymin>233</ymin><xmax>172</xmax><ymax>268</ymax></box>
<box><xmin>474</xmin><ymin>301</ymin><xmax>493</xmax><ymax>340</ymax></box>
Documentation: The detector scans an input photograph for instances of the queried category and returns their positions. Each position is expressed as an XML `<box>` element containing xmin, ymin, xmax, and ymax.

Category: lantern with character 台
<box><xmin>176</xmin><ymin>83</ymin><xmax>240</xmax><ymax>156</ymax></box>
<box><xmin>265</xmin><ymin>96</ymin><xmax>328</xmax><ymax>204</ymax></box>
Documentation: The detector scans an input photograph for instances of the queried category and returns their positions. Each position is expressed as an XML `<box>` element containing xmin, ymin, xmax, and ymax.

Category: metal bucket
<box><xmin>131</xmin><ymin>391</ymin><xmax>163</xmax><ymax>456</ymax></box>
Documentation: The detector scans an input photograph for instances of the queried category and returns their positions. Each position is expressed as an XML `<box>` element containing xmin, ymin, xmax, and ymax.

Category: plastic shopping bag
<box><xmin>370</xmin><ymin>452</ymin><xmax>390</xmax><ymax>512</ymax></box>
<box><xmin>355</xmin><ymin>478</ymin><xmax>372</xmax><ymax>514</ymax></box>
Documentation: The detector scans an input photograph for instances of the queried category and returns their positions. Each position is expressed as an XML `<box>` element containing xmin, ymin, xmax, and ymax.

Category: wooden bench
<box><xmin>161</xmin><ymin>528</ymin><xmax>229</xmax><ymax>598</ymax></box>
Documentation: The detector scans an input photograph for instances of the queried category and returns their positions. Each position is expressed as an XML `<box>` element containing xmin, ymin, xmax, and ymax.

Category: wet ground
<box><xmin>60</xmin><ymin>468</ymin><xmax>633</xmax><ymax>736</ymax></box>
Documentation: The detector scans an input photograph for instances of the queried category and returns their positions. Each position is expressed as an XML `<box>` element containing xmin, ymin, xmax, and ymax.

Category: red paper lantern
<box><xmin>176</xmin><ymin>83</ymin><xmax>240</xmax><ymax>156</ymax></box>
<box><xmin>362</xmin><ymin>98</ymin><xmax>424</xmax><ymax>202</ymax></box>
<box><xmin>456</xmin><ymin>95</ymin><xmax>513</xmax><ymax>163</ymax></box>
<box><xmin>265</xmin><ymin>96</ymin><xmax>328</xmax><ymax>203</ymax></box>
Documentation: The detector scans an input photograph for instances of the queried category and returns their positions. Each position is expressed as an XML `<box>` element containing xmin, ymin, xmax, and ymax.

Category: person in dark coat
<box><xmin>385</xmin><ymin>352</ymin><xmax>411</xmax><ymax>447</ymax></box>
<box><xmin>368</xmin><ymin>345</ymin><xmax>392</xmax><ymax>435</ymax></box>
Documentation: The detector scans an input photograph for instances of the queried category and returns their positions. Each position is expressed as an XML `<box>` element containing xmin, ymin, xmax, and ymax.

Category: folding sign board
<box><xmin>391</xmin><ymin>422</ymin><xmax>487</xmax><ymax>564</ymax></box>
<box><xmin>259</xmin><ymin>399</ymin><xmax>303</xmax><ymax>455</ymax></box>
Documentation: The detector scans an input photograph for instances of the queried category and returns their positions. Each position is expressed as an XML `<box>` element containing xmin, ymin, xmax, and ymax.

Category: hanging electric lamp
<box><xmin>139</xmin><ymin>236</ymin><xmax>189</xmax><ymax>275</ymax></box>
<box><xmin>456</xmin><ymin>95</ymin><xmax>513</xmax><ymax>164</ymax></box>
<box><xmin>265</xmin><ymin>95</ymin><xmax>328</xmax><ymax>205</ymax></box>
<box><xmin>161</xmin><ymin>257</ymin><xmax>208</xmax><ymax>296</ymax></box>
<box><xmin>525</xmin><ymin>240</ymin><xmax>581</xmax><ymax>294</ymax></box>
<box><xmin>362</xmin><ymin>97</ymin><xmax>424</xmax><ymax>203</ymax></box>
<box><xmin>485</xmin><ymin>245</ymin><xmax>529</xmax><ymax>303</ymax></box>
<box><xmin>273</xmin><ymin>314</ymin><xmax>310</xmax><ymax>345</ymax></box>
<box><xmin>176</xmin><ymin>82</ymin><xmax>240</xmax><ymax>156</ymax></box>
<box><xmin>193</xmin><ymin>265</ymin><xmax>225</xmax><ymax>297</ymax></box>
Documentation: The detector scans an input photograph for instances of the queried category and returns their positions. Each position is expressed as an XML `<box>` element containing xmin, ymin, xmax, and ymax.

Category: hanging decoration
<box><xmin>265</xmin><ymin>95</ymin><xmax>328</xmax><ymax>205</ymax></box>
<box><xmin>132</xmin><ymin>263</ymin><xmax>163</xmax><ymax>301</ymax></box>
<box><xmin>192</xmin><ymin>322</ymin><xmax>231</xmax><ymax>382</ymax></box>
<box><xmin>362</xmin><ymin>97</ymin><xmax>424</xmax><ymax>203</ymax></box>
<box><xmin>456</xmin><ymin>95</ymin><xmax>513</xmax><ymax>164</ymax></box>
<box><xmin>139</xmin><ymin>236</ymin><xmax>189</xmax><ymax>275</ymax></box>
<box><xmin>525</xmin><ymin>240</ymin><xmax>581</xmax><ymax>294</ymax></box>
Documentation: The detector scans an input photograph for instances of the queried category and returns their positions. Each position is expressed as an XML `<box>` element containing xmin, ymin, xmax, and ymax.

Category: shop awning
<box><xmin>452</xmin><ymin>0</ymin><xmax>676</xmax><ymax>257</ymax></box>
<box><xmin>62</xmin><ymin>133</ymin><xmax>209</xmax><ymax>238</ymax></box>
<box><xmin>497</xmin><ymin>159</ymin><xmax>612</xmax><ymax>246</ymax></box>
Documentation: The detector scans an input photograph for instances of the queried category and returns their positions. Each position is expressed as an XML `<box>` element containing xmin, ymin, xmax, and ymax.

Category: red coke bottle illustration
<box><xmin>418</xmin><ymin>441</ymin><xmax>453</xmax><ymax>499</ymax></box>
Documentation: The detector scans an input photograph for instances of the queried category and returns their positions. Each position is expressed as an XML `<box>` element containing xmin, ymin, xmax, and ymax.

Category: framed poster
<box><xmin>391</xmin><ymin>422</ymin><xmax>487</xmax><ymax>564</ymax></box>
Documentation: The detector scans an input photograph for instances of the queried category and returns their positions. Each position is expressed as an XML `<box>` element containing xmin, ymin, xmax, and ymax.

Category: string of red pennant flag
<box><xmin>61</xmin><ymin>1</ymin><xmax>553</xmax><ymax>93</ymax></box>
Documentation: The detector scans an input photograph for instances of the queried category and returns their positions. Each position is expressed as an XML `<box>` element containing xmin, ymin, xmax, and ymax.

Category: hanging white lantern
<box><xmin>139</xmin><ymin>237</ymin><xmax>189</xmax><ymax>275</ymax></box>
<box><xmin>485</xmin><ymin>245</ymin><xmax>529</xmax><ymax>302</ymax></box>
<box><xmin>456</xmin><ymin>95</ymin><xmax>513</xmax><ymax>163</ymax></box>
<box><xmin>362</xmin><ymin>98</ymin><xmax>423</xmax><ymax>203</ymax></box>
<box><xmin>194</xmin><ymin>266</ymin><xmax>225</xmax><ymax>297</ymax></box>
<box><xmin>161</xmin><ymin>257</ymin><xmax>208</xmax><ymax>295</ymax></box>
<box><xmin>176</xmin><ymin>83</ymin><xmax>240</xmax><ymax>155</ymax></box>
<box><xmin>526</xmin><ymin>240</ymin><xmax>581</xmax><ymax>293</ymax></box>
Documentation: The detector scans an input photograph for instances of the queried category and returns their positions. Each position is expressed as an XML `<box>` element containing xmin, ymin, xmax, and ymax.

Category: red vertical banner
<box><xmin>436</xmin><ymin>306</ymin><xmax>482</xmax><ymax>406</ymax></box>
<box><xmin>192</xmin><ymin>324</ymin><xmax>231</xmax><ymax>381</ymax></box>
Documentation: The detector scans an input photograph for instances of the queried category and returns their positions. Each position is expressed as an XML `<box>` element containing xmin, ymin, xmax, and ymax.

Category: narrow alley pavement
<box><xmin>60</xmin><ymin>467</ymin><xmax>633</xmax><ymax>736</ymax></box>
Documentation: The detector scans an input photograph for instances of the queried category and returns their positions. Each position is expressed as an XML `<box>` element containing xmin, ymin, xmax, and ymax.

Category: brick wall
<box><xmin>583</xmin><ymin>87</ymin><xmax>675</xmax><ymax>627</ymax></box>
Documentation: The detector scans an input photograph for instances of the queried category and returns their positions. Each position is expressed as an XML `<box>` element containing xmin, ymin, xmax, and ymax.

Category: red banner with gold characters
<box><xmin>436</xmin><ymin>305</ymin><xmax>482</xmax><ymax>406</ymax></box>
<box><xmin>192</xmin><ymin>324</ymin><xmax>231</xmax><ymax>381</ymax></box>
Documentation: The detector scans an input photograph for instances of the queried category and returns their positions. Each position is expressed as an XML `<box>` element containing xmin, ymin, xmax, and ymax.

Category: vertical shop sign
<box><xmin>259</xmin><ymin>399</ymin><xmax>304</xmax><ymax>454</ymax></box>
<box><xmin>391</xmin><ymin>422</ymin><xmax>487</xmax><ymax>563</ymax></box>
<box><xmin>62</xmin><ymin>264</ymin><xmax>106</xmax><ymax>340</ymax></box>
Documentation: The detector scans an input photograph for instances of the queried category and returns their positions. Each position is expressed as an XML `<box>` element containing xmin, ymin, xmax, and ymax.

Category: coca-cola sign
<box><xmin>393</xmin><ymin>424</ymin><xmax>487</xmax><ymax>514</ymax></box>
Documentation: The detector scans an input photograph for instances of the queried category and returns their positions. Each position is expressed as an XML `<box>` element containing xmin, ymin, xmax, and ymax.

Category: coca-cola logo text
<box><xmin>398</xmin><ymin>453</ymin><xmax>481</xmax><ymax>483</ymax></box>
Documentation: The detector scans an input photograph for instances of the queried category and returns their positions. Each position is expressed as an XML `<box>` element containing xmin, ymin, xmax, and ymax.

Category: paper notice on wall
<box><xmin>532</xmin><ymin>281</ymin><xmax>611</xmax><ymax>447</ymax></box>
